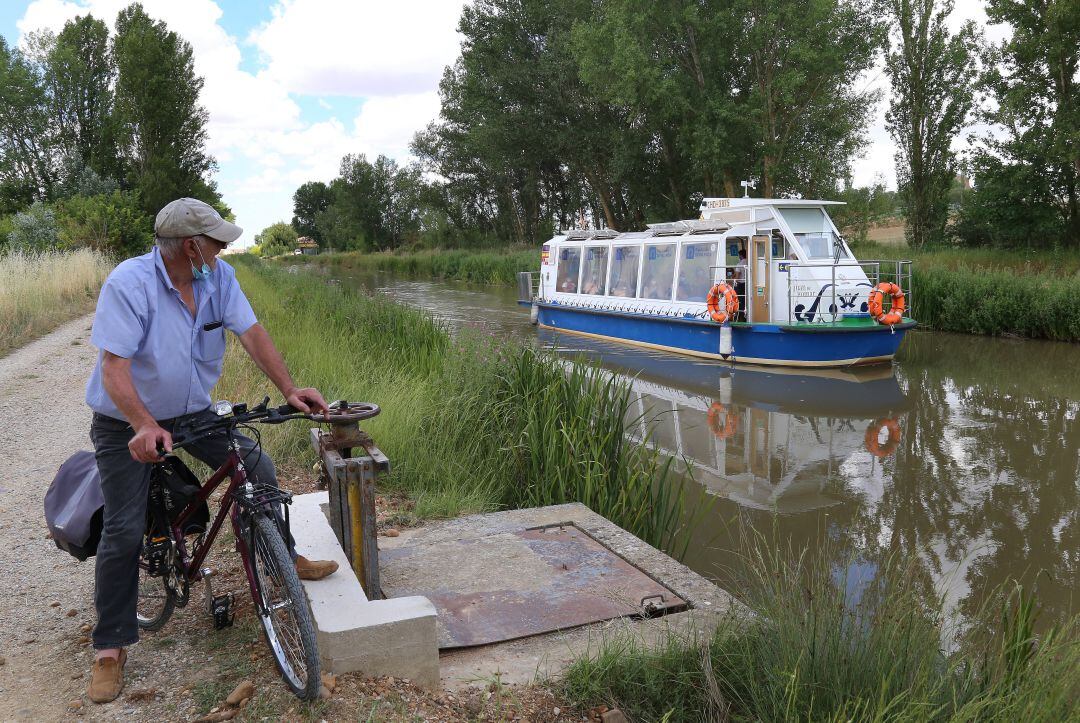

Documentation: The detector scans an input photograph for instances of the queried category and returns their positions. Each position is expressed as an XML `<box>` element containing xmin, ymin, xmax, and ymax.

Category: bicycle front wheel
<box><xmin>249</xmin><ymin>514</ymin><xmax>320</xmax><ymax>699</ymax></box>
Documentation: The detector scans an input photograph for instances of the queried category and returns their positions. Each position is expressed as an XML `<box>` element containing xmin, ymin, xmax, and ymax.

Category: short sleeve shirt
<box><xmin>85</xmin><ymin>247</ymin><xmax>258</xmax><ymax>421</ymax></box>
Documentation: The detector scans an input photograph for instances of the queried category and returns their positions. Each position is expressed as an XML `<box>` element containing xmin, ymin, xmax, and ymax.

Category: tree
<box><xmin>254</xmin><ymin>221</ymin><xmax>296</xmax><ymax>257</ymax></box>
<box><xmin>35</xmin><ymin>16</ymin><xmax>119</xmax><ymax>181</ymax></box>
<box><xmin>57</xmin><ymin>190</ymin><xmax>153</xmax><ymax>257</ymax></box>
<box><xmin>960</xmin><ymin>0</ymin><xmax>1080</xmax><ymax>248</ymax></box>
<box><xmin>0</xmin><ymin>38</ymin><xmax>56</xmax><ymax>205</ymax></box>
<box><xmin>112</xmin><ymin>3</ymin><xmax>219</xmax><ymax>215</ymax></box>
<box><xmin>291</xmin><ymin>181</ymin><xmax>332</xmax><ymax>244</ymax></box>
<box><xmin>881</xmin><ymin>0</ymin><xmax>977</xmax><ymax>248</ymax></box>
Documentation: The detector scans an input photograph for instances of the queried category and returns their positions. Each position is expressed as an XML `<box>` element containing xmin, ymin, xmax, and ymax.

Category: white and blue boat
<box><xmin>520</xmin><ymin>197</ymin><xmax>915</xmax><ymax>368</ymax></box>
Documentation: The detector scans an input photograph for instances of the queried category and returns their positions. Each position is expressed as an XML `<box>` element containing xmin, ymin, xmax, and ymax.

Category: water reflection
<box><xmin>336</xmin><ymin>270</ymin><xmax>1079</xmax><ymax>626</ymax></box>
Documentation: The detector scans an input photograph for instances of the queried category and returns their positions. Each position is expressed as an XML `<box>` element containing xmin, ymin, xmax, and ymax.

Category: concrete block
<box><xmin>290</xmin><ymin>492</ymin><xmax>440</xmax><ymax>689</ymax></box>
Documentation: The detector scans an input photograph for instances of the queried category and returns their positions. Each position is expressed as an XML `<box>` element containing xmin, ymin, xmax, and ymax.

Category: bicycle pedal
<box><xmin>210</xmin><ymin>591</ymin><xmax>235</xmax><ymax>630</ymax></box>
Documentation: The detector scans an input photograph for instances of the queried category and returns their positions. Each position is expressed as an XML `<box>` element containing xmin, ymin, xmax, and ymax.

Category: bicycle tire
<box><xmin>249</xmin><ymin>514</ymin><xmax>320</xmax><ymax>700</ymax></box>
<box><xmin>136</xmin><ymin>563</ymin><xmax>176</xmax><ymax>631</ymax></box>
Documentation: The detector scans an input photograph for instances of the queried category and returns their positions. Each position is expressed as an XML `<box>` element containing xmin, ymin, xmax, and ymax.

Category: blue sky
<box><xmin>5</xmin><ymin>1</ymin><xmax>1005</xmax><ymax>245</ymax></box>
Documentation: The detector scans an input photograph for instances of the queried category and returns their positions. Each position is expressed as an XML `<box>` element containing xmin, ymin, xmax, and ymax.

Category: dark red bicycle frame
<box><xmin>162</xmin><ymin>444</ymin><xmax>258</xmax><ymax>598</ymax></box>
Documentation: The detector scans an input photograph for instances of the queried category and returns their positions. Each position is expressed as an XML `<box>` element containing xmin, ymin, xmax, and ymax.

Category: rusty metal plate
<box><xmin>378</xmin><ymin>524</ymin><xmax>686</xmax><ymax>648</ymax></box>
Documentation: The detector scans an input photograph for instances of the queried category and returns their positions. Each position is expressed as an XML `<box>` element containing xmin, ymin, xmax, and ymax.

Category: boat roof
<box><xmin>700</xmin><ymin>197</ymin><xmax>845</xmax><ymax>210</ymax></box>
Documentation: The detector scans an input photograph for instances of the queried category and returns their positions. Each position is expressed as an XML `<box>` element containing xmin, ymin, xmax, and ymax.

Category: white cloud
<box><xmin>250</xmin><ymin>0</ymin><xmax>465</xmax><ymax>96</ymax></box>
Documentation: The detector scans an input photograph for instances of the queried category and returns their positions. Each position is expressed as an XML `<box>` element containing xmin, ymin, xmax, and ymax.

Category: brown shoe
<box><xmin>88</xmin><ymin>649</ymin><xmax>127</xmax><ymax>703</ymax></box>
<box><xmin>296</xmin><ymin>555</ymin><xmax>338</xmax><ymax>581</ymax></box>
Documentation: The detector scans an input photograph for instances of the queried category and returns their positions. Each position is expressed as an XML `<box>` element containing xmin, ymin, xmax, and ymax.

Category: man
<box><xmin>733</xmin><ymin>248</ymin><xmax>748</xmax><ymax>321</ymax></box>
<box><xmin>84</xmin><ymin>198</ymin><xmax>339</xmax><ymax>703</ymax></box>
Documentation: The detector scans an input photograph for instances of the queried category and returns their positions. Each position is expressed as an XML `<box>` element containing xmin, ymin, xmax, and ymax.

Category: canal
<box><xmin>328</xmin><ymin>268</ymin><xmax>1078</xmax><ymax>627</ymax></box>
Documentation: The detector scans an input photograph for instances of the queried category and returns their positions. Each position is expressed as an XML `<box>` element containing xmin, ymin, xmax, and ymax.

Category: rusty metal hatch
<box><xmin>378</xmin><ymin>523</ymin><xmax>687</xmax><ymax>649</ymax></box>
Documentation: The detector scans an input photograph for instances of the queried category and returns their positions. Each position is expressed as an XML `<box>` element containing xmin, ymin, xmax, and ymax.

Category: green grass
<box><xmin>287</xmin><ymin>247</ymin><xmax>539</xmax><ymax>285</ymax></box>
<box><xmin>562</xmin><ymin>538</ymin><xmax>1080</xmax><ymax>722</ymax></box>
<box><xmin>215</xmin><ymin>255</ymin><xmax>696</xmax><ymax>551</ymax></box>
<box><xmin>0</xmin><ymin>248</ymin><xmax>112</xmax><ymax>356</ymax></box>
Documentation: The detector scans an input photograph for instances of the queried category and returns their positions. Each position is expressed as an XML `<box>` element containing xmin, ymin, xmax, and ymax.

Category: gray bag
<box><xmin>44</xmin><ymin>450</ymin><xmax>103</xmax><ymax>561</ymax></box>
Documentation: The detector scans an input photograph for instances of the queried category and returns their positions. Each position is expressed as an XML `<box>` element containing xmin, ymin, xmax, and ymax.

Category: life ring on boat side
<box><xmin>707</xmin><ymin>402</ymin><xmax>738</xmax><ymax>440</ymax></box>
<box><xmin>707</xmin><ymin>283</ymin><xmax>739</xmax><ymax>323</ymax></box>
<box><xmin>864</xmin><ymin>417</ymin><xmax>902</xmax><ymax>457</ymax></box>
<box><xmin>867</xmin><ymin>282</ymin><xmax>906</xmax><ymax>325</ymax></box>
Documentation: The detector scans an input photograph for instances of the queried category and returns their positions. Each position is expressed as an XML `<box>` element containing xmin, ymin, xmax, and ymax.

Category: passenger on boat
<box><xmin>734</xmin><ymin>249</ymin><xmax>747</xmax><ymax>321</ymax></box>
<box><xmin>559</xmin><ymin>278</ymin><xmax>576</xmax><ymax>292</ymax></box>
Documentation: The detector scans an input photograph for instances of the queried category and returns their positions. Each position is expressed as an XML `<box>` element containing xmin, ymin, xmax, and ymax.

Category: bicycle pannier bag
<box><xmin>151</xmin><ymin>456</ymin><xmax>210</xmax><ymax>535</ymax></box>
<box><xmin>44</xmin><ymin>450</ymin><xmax>104</xmax><ymax>561</ymax></box>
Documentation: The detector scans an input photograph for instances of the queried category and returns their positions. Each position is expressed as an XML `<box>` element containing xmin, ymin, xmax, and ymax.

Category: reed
<box><xmin>0</xmin><ymin>248</ymin><xmax>112</xmax><ymax>356</ymax></box>
<box><xmin>291</xmin><ymin>248</ymin><xmax>539</xmax><ymax>286</ymax></box>
<box><xmin>562</xmin><ymin>537</ymin><xmax>1080</xmax><ymax>722</ymax></box>
<box><xmin>215</xmin><ymin>256</ymin><xmax>693</xmax><ymax>550</ymax></box>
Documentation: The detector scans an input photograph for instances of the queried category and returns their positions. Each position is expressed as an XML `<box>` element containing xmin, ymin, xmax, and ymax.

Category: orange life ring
<box><xmin>707</xmin><ymin>402</ymin><xmax>738</xmax><ymax>439</ymax></box>
<box><xmin>864</xmin><ymin>417</ymin><xmax>902</xmax><ymax>457</ymax></box>
<box><xmin>706</xmin><ymin>283</ymin><xmax>739</xmax><ymax>324</ymax></box>
<box><xmin>867</xmin><ymin>282</ymin><xmax>906</xmax><ymax>325</ymax></box>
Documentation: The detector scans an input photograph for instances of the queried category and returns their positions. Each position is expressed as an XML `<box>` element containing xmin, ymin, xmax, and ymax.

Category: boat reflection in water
<box><xmin>539</xmin><ymin>328</ymin><xmax>911</xmax><ymax>514</ymax></box>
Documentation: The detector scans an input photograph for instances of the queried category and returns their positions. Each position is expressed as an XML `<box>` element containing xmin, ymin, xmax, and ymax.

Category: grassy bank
<box><xmin>289</xmin><ymin>248</ymin><xmax>537</xmax><ymax>285</ymax></box>
<box><xmin>299</xmin><ymin>245</ymin><xmax>1080</xmax><ymax>342</ymax></box>
<box><xmin>215</xmin><ymin>256</ymin><xmax>689</xmax><ymax>550</ymax></box>
<box><xmin>0</xmin><ymin>249</ymin><xmax>112</xmax><ymax>356</ymax></box>
<box><xmin>563</xmin><ymin>540</ymin><xmax>1080</xmax><ymax>722</ymax></box>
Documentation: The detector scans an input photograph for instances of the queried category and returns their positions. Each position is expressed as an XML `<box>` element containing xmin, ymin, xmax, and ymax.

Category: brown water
<box><xmin>333</xmin><ymin>269</ymin><xmax>1079</xmax><ymax>625</ymax></box>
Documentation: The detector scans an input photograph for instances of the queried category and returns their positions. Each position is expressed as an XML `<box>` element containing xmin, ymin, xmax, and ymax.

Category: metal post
<box><xmin>311</xmin><ymin>420</ymin><xmax>389</xmax><ymax>599</ymax></box>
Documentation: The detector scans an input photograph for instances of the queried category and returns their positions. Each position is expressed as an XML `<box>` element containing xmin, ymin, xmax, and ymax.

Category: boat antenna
<box><xmin>740</xmin><ymin>180</ymin><xmax>750</xmax><ymax>198</ymax></box>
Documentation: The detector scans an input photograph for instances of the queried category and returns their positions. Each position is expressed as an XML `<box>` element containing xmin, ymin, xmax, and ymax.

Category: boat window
<box><xmin>608</xmin><ymin>245</ymin><xmax>640</xmax><ymax>297</ymax></box>
<box><xmin>580</xmin><ymin>246</ymin><xmax>608</xmax><ymax>295</ymax></box>
<box><xmin>640</xmin><ymin>243</ymin><xmax>676</xmax><ymax>300</ymax></box>
<box><xmin>676</xmin><ymin>241</ymin><xmax>718</xmax><ymax>302</ymax></box>
<box><xmin>556</xmin><ymin>246</ymin><xmax>581</xmax><ymax>292</ymax></box>
<box><xmin>795</xmin><ymin>232</ymin><xmax>849</xmax><ymax>260</ymax></box>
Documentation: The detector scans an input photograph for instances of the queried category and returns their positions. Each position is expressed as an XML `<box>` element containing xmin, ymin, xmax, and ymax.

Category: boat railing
<box><xmin>784</xmin><ymin>259</ymin><xmax>913</xmax><ymax>324</ymax></box>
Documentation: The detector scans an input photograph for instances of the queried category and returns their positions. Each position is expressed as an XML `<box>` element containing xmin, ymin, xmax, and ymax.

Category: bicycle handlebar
<box><xmin>166</xmin><ymin>397</ymin><xmax>380</xmax><ymax>452</ymax></box>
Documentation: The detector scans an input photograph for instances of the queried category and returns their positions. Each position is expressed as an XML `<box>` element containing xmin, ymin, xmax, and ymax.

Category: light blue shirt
<box><xmin>85</xmin><ymin>247</ymin><xmax>258</xmax><ymax>421</ymax></box>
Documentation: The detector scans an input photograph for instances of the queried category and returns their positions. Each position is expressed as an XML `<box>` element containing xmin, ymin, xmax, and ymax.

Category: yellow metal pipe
<box><xmin>347</xmin><ymin>474</ymin><xmax>365</xmax><ymax>586</ymax></box>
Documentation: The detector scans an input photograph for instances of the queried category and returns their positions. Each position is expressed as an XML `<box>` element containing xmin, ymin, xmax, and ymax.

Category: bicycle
<box><xmin>135</xmin><ymin>397</ymin><xmax>379</xmax><ymax>700</ymax></box>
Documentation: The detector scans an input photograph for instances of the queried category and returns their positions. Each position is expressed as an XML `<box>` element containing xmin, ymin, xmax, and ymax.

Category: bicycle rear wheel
<box><xmin>136</xmin><ymin>562</ymin><xmax>175</xmax><ymax>631</ymax></box>
<box><xmin>249</xmin><ymin>513</ymin><xmax>320</xmax><ymax>699</ymax></box>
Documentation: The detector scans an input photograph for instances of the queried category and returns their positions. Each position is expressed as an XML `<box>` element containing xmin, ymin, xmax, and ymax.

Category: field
<box><xmin>0</xmin><ymin>249</ymin><xmax>112</xmax><ymax>357</ymax></box>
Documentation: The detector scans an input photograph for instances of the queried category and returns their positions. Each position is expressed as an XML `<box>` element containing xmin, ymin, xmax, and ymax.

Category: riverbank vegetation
<box><xmin>215</xmin><ymin>256</ymin><xmax>690</xmax><ymax>550</ymax></box>
<box><xmin>0</xmin><ymin>248</ymin><xmax>111</xmax><ymax>356</ymax></box>
<box><xmin>563</xmin><ymin>539</ymin><xmax>1080</xmax><ymax>722</ymax></box>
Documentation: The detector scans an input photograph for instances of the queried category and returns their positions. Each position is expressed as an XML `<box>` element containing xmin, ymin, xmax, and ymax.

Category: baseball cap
<box><xmin>155</xmin><ymin>198</ymin><xmax>243</xmax><ymax>245</ymax></box>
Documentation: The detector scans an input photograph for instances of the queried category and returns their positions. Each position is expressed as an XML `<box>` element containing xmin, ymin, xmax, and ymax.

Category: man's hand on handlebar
<box><xmin>129</xmin><ymin>423</ymin><xmax>172</xmax><ymax>463</ymax></box>
<box><xmin>284</xmin><ymin>387</ymin><xmax>330</xmax><ymax>416</ymax></box>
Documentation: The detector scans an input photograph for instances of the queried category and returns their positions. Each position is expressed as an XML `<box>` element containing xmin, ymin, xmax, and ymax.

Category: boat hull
<box><xmin>536</xmin><ymin>302</ymin><xmax>912</xmax><ymax>368</ymax></box>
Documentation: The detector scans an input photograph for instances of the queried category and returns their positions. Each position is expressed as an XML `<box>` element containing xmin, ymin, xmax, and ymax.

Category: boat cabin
<box><xmin>539</xmin><ymin>198</ymin><xmax>875</xmax><ymax>325</ymax></box>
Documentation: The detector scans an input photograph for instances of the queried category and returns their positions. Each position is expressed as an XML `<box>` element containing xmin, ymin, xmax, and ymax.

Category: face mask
<box><xmin>191</xmin><ymin>241</ymin><xmax>212</xmax><ymax>281</ymax></box>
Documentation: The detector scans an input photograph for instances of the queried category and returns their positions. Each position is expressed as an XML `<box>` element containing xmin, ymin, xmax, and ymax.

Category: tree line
<box><xmin>0</xmin><ymin>3</ymin><xmax>221</xmax><ymax>257</ymax></box>
<box><xmin>282</xmin><ymin>0</ymin><xmax>1076</xmax><ymax>253</ymax></box>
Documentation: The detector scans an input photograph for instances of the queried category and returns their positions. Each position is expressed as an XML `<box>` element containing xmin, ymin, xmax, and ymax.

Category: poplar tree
<box><xmin>881</xmin><ymin>0</ymin><xmax>977</xmax><ymax>248</ymax></box>
<box><xmin>112</xmin><ymin>2</ymin><xmax>218</xmax><ymax>215</ymax></box>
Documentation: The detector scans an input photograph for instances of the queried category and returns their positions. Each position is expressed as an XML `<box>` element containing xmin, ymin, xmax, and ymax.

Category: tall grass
<box><xmin>291</xmin><ymin>248</ymin><xmax>539</xmax><ymax>285</ymax></box>
<box><xmin>563</xmin><ymin>538</ymin><xmax>1080</xmax><ymax>722</ymax></box>
<box><xmin>215</xmin><ymin>256</ymin><xmax>693</xmax><ymax>550</ymax></box>
<box><xmin>0</xmin><ymin>248</ymin><xmax>112</xmax><ymax>356</ymax></box>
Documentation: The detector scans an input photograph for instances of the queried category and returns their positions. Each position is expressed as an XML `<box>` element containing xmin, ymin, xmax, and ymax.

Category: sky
<box><xmin>3</xmin><ymin>0</ymin><xmax>1009</xmax><ymax>247</ymax></box>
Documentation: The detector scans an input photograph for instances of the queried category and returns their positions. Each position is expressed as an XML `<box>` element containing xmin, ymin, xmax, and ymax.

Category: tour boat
<box><xmin>520</xmin><ymin>197</ymin><xmax>915</xmax><ymax>368</ymax></box>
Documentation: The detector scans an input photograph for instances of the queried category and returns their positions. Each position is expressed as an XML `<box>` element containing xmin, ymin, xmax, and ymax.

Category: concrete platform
<box><xmin>291</xmin><ymin>492</ymin><xmax>440</xmax><ymax>689</ymax></box>
<box><xmin>378</xmin><ymin>503</ymin><xmax>739</xmax><ymax>690</ymax></box>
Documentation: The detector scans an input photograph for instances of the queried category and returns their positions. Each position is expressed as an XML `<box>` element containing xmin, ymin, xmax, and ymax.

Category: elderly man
<box><xmin>84</xmin><ymin>198</ymin><xmax>338</xmax><ymax>703</ymax></box>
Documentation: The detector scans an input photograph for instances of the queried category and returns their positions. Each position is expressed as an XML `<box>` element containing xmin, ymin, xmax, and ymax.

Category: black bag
<box><xmin>150</xmin><ymin>456</ymin><xmax>210</xmax><ymax>536</ymax></box>
<box><xmin>44</xmin><ymin>451</ymin><xmax>104</xmax><ymax>561</ymax></box>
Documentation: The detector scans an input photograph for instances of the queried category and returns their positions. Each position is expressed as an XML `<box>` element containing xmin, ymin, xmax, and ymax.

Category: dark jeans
<box><xmin>89</xmin><ymin>408</ymin><xmax>290</xmax><ymax>650</ymax></box>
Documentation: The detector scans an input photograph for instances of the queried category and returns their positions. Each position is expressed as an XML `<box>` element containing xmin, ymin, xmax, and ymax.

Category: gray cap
<box><xmin>155</xmin><ymin>198</ymin><xmax>242</xmax><ymax>245</ymax></box>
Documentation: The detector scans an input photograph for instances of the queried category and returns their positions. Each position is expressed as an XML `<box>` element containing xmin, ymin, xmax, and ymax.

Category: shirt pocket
<box><xmin>192</xmin><ymin>327</ymin><xmax>226</xmax><ymax>362</ymax></box>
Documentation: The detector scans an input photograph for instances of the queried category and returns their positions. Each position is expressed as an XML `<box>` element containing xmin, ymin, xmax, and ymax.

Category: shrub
<box><xmin>8</xmin><ymin>201</ymin><xmax>59</xmax><ymax>251</ymax></box>
<box><xmin>56</xmin><ymin>190</ymin><xmax>153</xmax><ymax>257</ymax></box>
